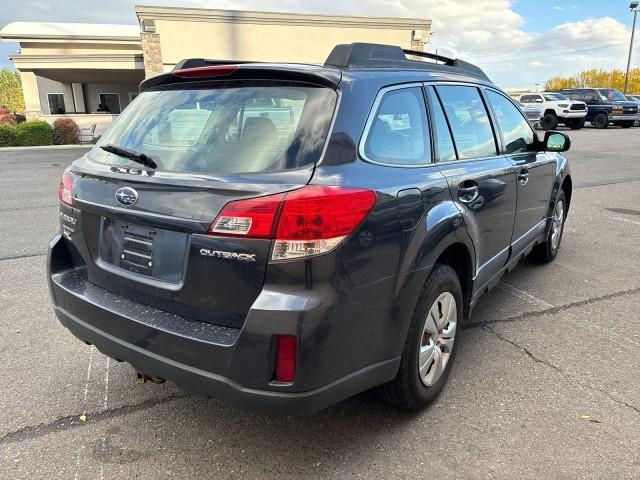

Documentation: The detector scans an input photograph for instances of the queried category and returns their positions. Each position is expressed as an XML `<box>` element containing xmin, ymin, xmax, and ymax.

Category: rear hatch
<box><xmin>65</xmin><ymin>77</ymin><xmax>338</xmax><ymax>328</ymax></box>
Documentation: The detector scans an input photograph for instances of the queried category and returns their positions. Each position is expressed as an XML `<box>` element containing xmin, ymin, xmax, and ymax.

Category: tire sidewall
<box><xmin>542</xmin><ymin>113</ymin><xmax>558</xmax><ymax>130</ymax></box>
<box><xmin>568</xmin><ymin>118</ymin><xmax>585</xmax><ymax>130</ymax></box>
<box><xmin>594</xmin><ymin>113</ymin><xmax>608</xmax><ymax>129</ymax></box>
<box><xmin>405</xmin><ymin>266</ymin><xmax>463</xmax><ymax>405</ymax></box>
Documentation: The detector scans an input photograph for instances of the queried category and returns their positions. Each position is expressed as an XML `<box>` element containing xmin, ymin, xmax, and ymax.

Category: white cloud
<box><xmin>0</xmin><ymin>0</ymin><xmax>635</xmax><ymax>87</ymax></box>
<box><xmin>553</xmin><ymin>6</ymin><xmax>566</xmax><ymax>11</ymax></box>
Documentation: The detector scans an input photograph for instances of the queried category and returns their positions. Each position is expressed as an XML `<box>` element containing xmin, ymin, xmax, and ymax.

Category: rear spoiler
<box><xmin>139</xmin><ymin>62</ymin><xmax>342</xmax><ymax>92</ymax></box>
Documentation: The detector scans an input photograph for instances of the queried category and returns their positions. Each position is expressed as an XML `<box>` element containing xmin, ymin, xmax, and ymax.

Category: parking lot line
<box><xmin>74</xmin><ymin>345</ymin><xmax>94</xmax><ymax>480</ymax></box>
<box><xmin>498</xmin><ymin>282</ymin><xmax>554</xmax><ymax>308</ymax></box>
<box><xmin>612</xmin><ymin>216</ymin><xmax>640</xmax><ymax>226</ymax></box>
<box><xmin>100</xmin><ymin>357</ymin><xmax>110</xmax><ymax>480</ymax></box>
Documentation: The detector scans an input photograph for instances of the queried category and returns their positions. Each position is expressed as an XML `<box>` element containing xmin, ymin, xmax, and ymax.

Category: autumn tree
<box><xmin>544</xmin><ymin>76</ymin><xmax>580</xmax><ymax>90</ymax></box>
<box><xmin>0</xmin><ymin>68</ymin><xmax>25</xmax><ymax>113</ymax></box>
<box><xmin>544</xmin><ymin>68</ymin><xmax>640</xmax><ymax>93</ymax></box>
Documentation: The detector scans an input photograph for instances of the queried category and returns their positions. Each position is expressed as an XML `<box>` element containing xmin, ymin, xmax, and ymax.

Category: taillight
<box><xmin>173</xmin><ymin>65</ymin><xmax>238</xmax><ymax>78</ymax></box>
<box><xmin>272</xmin><ymin>186</ymin><xmax>377</xmax><ymax>260</ymax></box>
<box><xmin>209</xmin><ymin>186</ymin><xmax>376</xmax><ymax>260</ymax></box>
<box><xmin>210</xmin><ymin>193</ymin><xmax>285</xmax><ymax>238</ymax></box>
<box><xmin>58</xmin><ymin>167</ymin><xmax>74</xmax><ymax>206</ymax></box>
<box><xmin>275</xmin><ymin>335</ymin><xmax>297</xmax><ymax>383</ymax></box>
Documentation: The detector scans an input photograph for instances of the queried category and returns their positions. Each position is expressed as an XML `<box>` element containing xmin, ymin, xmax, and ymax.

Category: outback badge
<box><xmin>200</xmin><ymin>248</ymin><xmax>257</xmax><ymax>262</ymax></box>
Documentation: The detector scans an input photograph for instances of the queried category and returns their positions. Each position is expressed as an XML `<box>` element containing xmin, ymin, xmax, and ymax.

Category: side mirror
<box><xmin>535</xmin><ymin>98</ymin><xmax>543</xmax><ymax>103</ymax></box>
<box><xmin>544</xmin><ymin>131</ymin><xmax>571</xmax><ymax>152</ymax></box>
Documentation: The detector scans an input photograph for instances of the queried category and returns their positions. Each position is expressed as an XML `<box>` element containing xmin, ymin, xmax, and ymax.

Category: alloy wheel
<box><xmin>418</xmin><ymin>292</ymin><xmax>457</xmax><ymax>387</ymax></box>
<box><xmin>551</xmin><ymin>199</ymin><xmax>564</xmax><ymax>251</ymax></box>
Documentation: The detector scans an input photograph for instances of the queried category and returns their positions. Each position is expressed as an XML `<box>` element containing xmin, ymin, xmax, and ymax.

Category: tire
<box><xmin>380</xmin><ymin>263</ymin><xmax>462</xmax><ymax>411</ymax></box>
<box><xmin>531</xmin><ymin>190</ymin><xmax>566</xmax><ymax>263</ymax></box>
<box><xmin>566</xmin><ymin>118</ymin><xmax>585</xmax><ymax>130</ymax></box>
<box><xmin>541</xmin><ymin>112</ymin><xmax>559</xmax><ymax>130</ymax></box>
<box><xmin>593</xmin><ymin>113</ymin><xmax>609</xmax><ymax>129</ymax></box>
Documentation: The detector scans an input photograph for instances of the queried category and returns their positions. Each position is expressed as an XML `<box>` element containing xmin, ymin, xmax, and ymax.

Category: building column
<box><xmin>141</xmin><ymin>28</ymin><xmax>164</xmax><ymax>78</ymax></box>
<box><xmin>71</xmin><ymin>83</ymin><xmax>86</xmax><ymax>113</ymax></box>
<box><xmin>62</xmin><ymin>83</ymin><xmax>76</xmax><ymax>113</ymax></box>
<box><xmin>410</xmin><ymin>29</ymin><xmax>429</xmax><ymax>51</ymax></box>
<box><xmin>18</xmin><ymin>71</ymin><xmax>42</xmax><ymax>119</ymax></box>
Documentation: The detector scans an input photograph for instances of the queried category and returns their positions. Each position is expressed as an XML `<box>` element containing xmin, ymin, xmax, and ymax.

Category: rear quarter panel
<box><xmin>292</xmin><ymin>76</ymin><xmax>477</xmax><ymax>382</ymax></box>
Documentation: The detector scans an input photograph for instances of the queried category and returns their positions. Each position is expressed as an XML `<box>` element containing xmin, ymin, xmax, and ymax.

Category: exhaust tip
<box><xmin>136</xmin><ymin>371</ymin><xmax>166</xmax><ymax>384</ymax></box>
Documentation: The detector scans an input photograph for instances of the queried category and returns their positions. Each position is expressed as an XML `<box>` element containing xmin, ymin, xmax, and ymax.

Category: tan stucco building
<box><xmin>1</xmin><ymin>6</ymin><xmax>430</xmax><ymax>135</ymax></box>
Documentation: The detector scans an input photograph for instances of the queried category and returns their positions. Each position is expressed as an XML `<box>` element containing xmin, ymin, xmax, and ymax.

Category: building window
<box><xmin>98</xmin><ymin>93</ymin><xmax>121</xmax><ymax>114</ymax></box>
<box><xmin>48</xmin><ymin>93</ymin><xmax>65</xmax><ymax>114</ymax></box>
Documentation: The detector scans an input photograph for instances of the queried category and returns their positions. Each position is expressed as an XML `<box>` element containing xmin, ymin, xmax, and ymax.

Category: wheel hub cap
<box><xmin>418</xmin><ymin>292</ymin><xmax>457</xmax><ymax>387</ymax></box>
<box><xmin>551</xmin><ymin>200</ymin><xmax>564</xmax><ymax>251</ymax></box>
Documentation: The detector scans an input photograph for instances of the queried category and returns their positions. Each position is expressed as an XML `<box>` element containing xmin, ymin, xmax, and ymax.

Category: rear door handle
<box><xmin>518</xmin><ymin>169</ymin><xmax>529</xmax><ymax>185</ymax></box>
<box><xmin>458</xmin><ymin>183</ymin><xmax>479</xmax><ymax>203</ymax></box>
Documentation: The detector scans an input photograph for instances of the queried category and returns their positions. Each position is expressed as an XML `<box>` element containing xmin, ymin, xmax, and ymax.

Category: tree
<box><xmin>544</xmin><ymin>68</ymin><xmax>640</xmax><ymax>93</ymax></box>
<box><xmin>544</xmin><ymin>76</ymin><xmax>580</xmax><ymax>91</ymax></box>
<box><xmin>0</xmin><ymin>68</ymin><xmax>25</xmax><ymax>113</ymax></box>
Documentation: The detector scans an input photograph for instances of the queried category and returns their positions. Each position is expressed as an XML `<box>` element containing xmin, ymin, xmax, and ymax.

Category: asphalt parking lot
<box><xmin>1</xmin><ymin>127</ymin><xmax>639</xmax><ymax>479</ymax></box>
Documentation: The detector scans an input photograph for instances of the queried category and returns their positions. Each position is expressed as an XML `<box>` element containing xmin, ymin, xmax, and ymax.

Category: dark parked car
<box><xmin>626</xmin><ymin>94</ymin><xmax>640</xmax><ymax>126</ymax></box>
<box><xmin>559</xmin><ymin>87</ymin><xmax>639</xmax><ymax>128</ymax></box>
<box><xmin>48</xmin><ymin>43</ymin><xmax>572</xmax><ymax>415</ymax></box>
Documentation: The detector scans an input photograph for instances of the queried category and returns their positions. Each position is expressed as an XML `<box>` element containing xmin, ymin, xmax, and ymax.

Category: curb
<box><xmin>0</xmin><ymin>145</ymin><xmax>92</xmax><ymax>152</ymax></box>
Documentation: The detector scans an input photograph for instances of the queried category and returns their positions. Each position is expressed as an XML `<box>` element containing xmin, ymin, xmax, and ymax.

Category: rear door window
<box><xmin>485</xmin><ymin>90</ymin><xmax>535</xmax><ymax>155</ymax></box>
<box><xmin>90</xmin><ymin>83</ymin><xmax>337</xmax><ymax>175</ymax></box>
<box><xmin>436</xmin><ymin>85</ymin><xmax>497</xmax><ymax>160</ymax></box>
<box><xmin>362</xmin><ymin>86</ymin><xmax>430</xmax><ymax>166</ymax></box>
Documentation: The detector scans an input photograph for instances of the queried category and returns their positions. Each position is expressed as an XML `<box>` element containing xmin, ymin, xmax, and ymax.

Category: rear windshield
<box><xmin>89</xmin><ymin>82</ymin><xmax>337</xmax><ymax>175</ymax></box>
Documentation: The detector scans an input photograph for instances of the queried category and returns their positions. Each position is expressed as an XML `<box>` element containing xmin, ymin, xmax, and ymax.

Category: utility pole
<box><xmin>624</xmin><ymin>1</ymin><xmax>638</xmax><ymax>94</ymax></box>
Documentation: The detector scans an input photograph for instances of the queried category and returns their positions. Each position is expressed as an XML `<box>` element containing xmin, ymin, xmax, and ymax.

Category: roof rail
<box><xmin>402</xmin><ymin>48</ymin><xmax>455</xmax><ymax>65</ymax></box>
<box><xmin>324</xmin><ymin>43</ymin><xmax>490</xmax><ymax>82</ymax></box>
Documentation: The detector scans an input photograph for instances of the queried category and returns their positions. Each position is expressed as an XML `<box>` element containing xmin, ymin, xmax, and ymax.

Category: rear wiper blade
<box><xmin>100</xmin><ymin>144</ymin><xmax>158</xmax><ymax>169</ymax></box>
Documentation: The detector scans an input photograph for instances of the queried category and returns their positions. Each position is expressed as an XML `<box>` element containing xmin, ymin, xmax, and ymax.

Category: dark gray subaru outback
<box><xmin>48</xmin><ymin>43</ymin><xmax>572</xmax><ymax>414</ymax></box>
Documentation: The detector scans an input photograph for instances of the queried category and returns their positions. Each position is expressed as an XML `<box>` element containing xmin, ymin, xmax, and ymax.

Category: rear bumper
<box><xmin>48</xmin><ymin>235</ymin><xmax>400</xmax><ymax>415</ymax></box>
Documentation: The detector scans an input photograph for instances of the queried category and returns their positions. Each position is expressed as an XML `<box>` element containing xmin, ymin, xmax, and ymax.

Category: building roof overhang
<box><xmin>135</xmin><ymin>5</ymin><xmax>431</xmax><ymax>30</ymax></box>
<box><xmin>0</xmin><ymin>22</ymin><xmax>140</xmax><ymax>42</ymax></box>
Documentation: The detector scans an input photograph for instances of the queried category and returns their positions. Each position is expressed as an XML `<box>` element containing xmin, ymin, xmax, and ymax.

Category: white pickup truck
<box><xmin>519</xmin><ymin>92</ymin><xmax>588</xmax><ymax>130</ymax></box>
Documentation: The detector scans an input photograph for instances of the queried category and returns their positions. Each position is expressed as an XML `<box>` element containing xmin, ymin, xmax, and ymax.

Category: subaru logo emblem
<box><xmin>115</xmin><ymin>187</ymin><xmax>138</xmax><ymax>206</ymax></box>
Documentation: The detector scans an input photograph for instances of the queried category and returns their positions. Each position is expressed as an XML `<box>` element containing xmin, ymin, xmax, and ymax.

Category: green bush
<box><xmin>0</xmin><ymin>123</ymin><xmax>17</xmax><ymax>147</ymax></box>
<box><xmin>15</xmin><ymin>119</ymin><xmax>53</xmax><ymax>146</ymax></box>
<box><xmin>53</xmin><ymin>118</ymin><xmax>80</xmax><ymax>145</ymax></box>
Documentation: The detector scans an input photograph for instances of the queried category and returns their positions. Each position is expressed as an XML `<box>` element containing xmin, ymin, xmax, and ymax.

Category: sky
<box><xmin>0</xmin><ymin>0</ymin><xmax>638</xmax><ymax>88</ymax></box>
